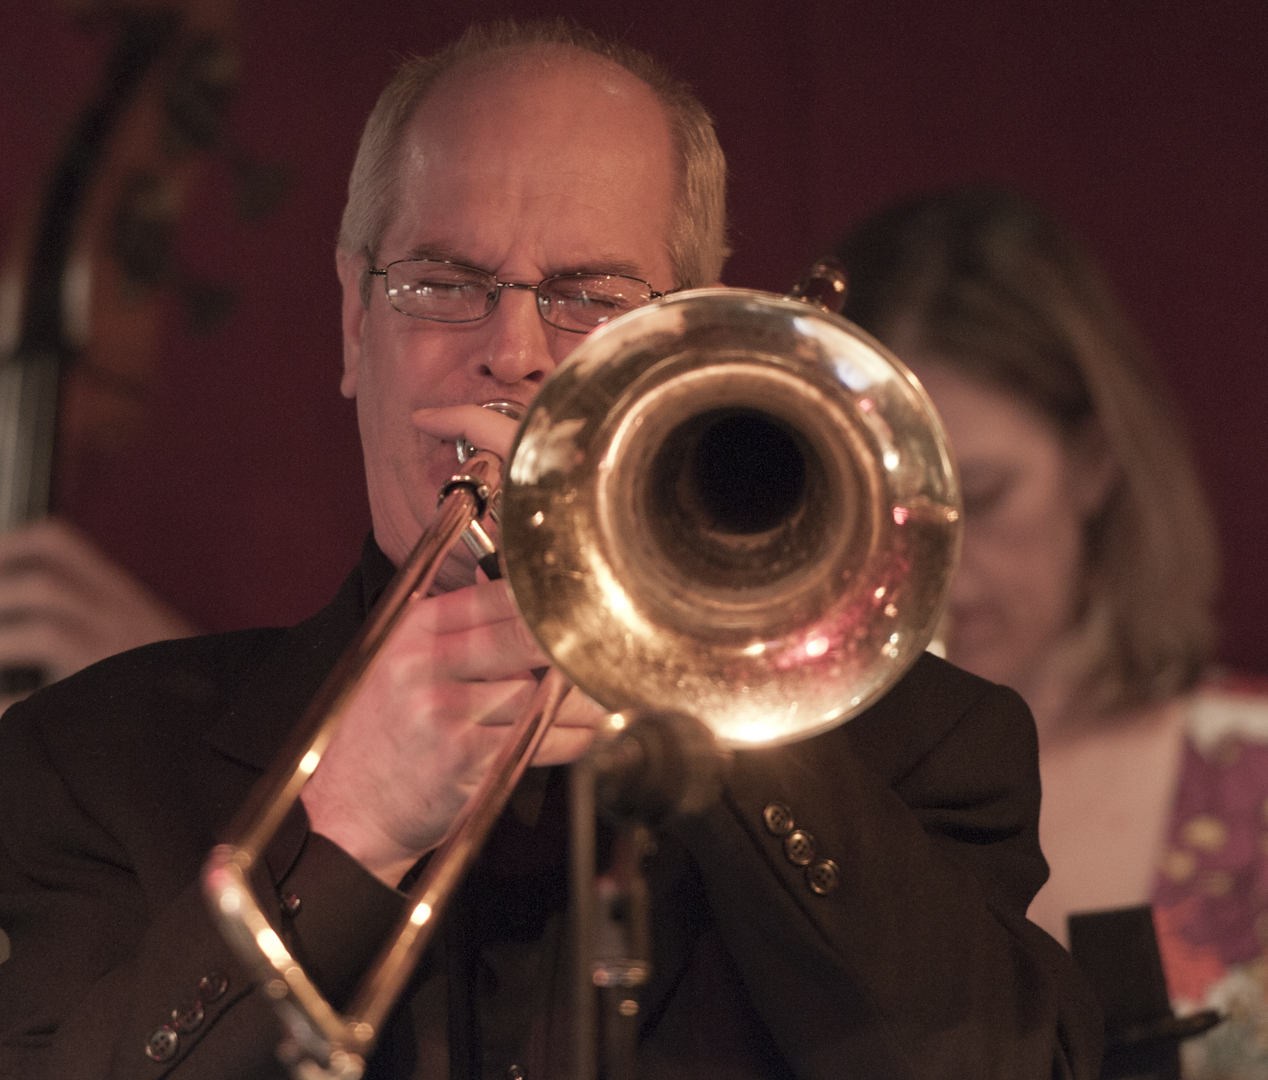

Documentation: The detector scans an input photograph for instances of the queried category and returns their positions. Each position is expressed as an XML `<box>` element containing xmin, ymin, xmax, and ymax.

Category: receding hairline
<box><xmin>401</xmin><ymin>42</ymin><xmax>677</xmax><ymax>173</ymax></box>
<box><xmin>422</xmin><ymin>39</ymin><xmax>669</xmax><ymax>104</ymax></box>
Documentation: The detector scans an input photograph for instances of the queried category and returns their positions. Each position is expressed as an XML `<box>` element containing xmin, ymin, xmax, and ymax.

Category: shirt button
<box><xmin>171</xmin><ymin>999</ymin><xmax>205</xmax><ymax>1033</ymax></box>
<box><xmin>762</xmin><ymin>802</ymin><xmax>794</xmax><ymax>836</ymax></box>
<box><xmin>783</xmin><ymin>829</ymin><xmax>816</xmax><ymax>866</ymax></box>
<box><xmin>807</xmin><ymin>858</ymin><xmax>841</xmax><ymax>895</ymax></box>
<box><xmin>197</xmin><ymin>973</ymin><xmax>229</xmax><ymax>1002</ymax></box>
<box><xmin>145</xmin><ymin>1025</ymin><xmax>179</xmax><ymax>1062</ymax></box>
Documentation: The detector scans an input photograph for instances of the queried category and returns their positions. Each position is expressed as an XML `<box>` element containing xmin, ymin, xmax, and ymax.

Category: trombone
<box><xmin>202</xmin><ymin>268</ymin><xmax>962</xmax><ymax>1080</ymax></box>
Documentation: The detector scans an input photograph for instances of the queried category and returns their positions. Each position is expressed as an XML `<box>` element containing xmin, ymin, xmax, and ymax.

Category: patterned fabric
<box><xmin>1153</xmin><ymin>676</ymin><xmax>1268</xmax><ymax>1079</ymax></box>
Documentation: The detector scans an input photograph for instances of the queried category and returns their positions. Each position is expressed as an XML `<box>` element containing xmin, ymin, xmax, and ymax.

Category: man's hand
<box><xmin>301</xmin><ymin>402</ymin><xmax>602</xmax><ymax>888</ymax></box>
<box><xmin>0</xmin><ymin>519</ymin><xmax>197</xmax><ymax>714</ymax></box>
<box><xmin>300</xmin><ymin>579</ymin><xmax>601</xmax><ymax>887</ymax></box>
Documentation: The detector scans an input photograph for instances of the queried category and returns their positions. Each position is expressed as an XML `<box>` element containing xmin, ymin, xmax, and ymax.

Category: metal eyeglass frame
<box><xmin>368</xmin><ymin>258</ymin><xmax>670</xmax><ymax>334</ymax></box>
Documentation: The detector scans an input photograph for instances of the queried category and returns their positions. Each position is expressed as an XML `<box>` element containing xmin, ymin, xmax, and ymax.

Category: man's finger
<box><xmin>398</xmin><ymin>676</ymin><xmax>538</xmax><ymax>731</ymax></box>
<box><xmin>406</xmin><ymin>579</ymin><xmax>522</xmax><ymax>634</ymax></box>
<box><xmin>532</xmin><ymin>725</ymin><xmax>597</xmax><ymax>766</ymax></box>
<box><xmin>383</xmin><ymin>611</ymin><xmax>547</xmax><ymax>684</ymax></box>
<box><xmin>473</xmin><ymin>684</ymin><xmax>604</xmax><ymax>730</ymax></box>
<box><xmin>412</xmin><ymin>404</ymin><xmax>521</xmax><ymax>463</ymax></box>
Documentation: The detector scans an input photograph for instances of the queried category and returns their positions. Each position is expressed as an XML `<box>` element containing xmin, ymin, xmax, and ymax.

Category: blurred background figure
<box><xmin>836</xmin><ymin>185</ymin><xmax>1268</xmax><ymax>1077</ymax></box>
<box><xmin>0</xmin><ymin>518</ymin><xmax>193</xmax><ymax>965</ymax></box>
<box><xmin>0</xmin><ymin>520</ymin><xmax>196</xmax><ymax>717</ymax></box>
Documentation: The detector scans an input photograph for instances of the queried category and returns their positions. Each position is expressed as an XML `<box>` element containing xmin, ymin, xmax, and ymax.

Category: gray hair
<box><xmin>338</xmin><ymin>18</ymin><xmax>729</xmax><ymax>299</ymax></box>
<box><xmin>837</xmin><ymin>185</ymin><xmax>1219</xmax><ymax>716</ymax></box>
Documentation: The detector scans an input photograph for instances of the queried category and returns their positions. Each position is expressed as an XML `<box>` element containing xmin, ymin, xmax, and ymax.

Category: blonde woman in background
<box><xmin>837</xmin><ymin>186</ymin><xmax>1268</xmax><ymax>1078</ymax></box>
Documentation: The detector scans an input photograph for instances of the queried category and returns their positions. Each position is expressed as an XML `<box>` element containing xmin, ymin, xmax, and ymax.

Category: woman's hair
<box><xmin>836</xmin><ymin>185</ymin><xmax>1218</xmax><ymax>714</ymax></box>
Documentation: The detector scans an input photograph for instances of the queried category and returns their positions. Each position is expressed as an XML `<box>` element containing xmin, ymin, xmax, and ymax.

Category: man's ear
<box><xmin>336</xmin><ymin>249</ymin><xmax>368</xmax><ymax>399</ymax></box>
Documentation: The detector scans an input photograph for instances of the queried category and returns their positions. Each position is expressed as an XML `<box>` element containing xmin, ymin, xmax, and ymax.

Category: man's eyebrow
<box><xmin>396</xmin><ymin>247</ymin><xmax>648</xmax><ymax>280</ymax></box>
<box><xmin>401</xmin><ymin>244</ymin><xmax>470</xmax><ymax>265</ymax></box>
<box><xmin>566</xmin><ymin>258</ymin><xmax>646</xmax><ymax>279</ymax></box>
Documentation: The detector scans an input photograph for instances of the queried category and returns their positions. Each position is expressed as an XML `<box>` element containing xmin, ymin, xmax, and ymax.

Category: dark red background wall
<box><xmin>3</xmin><ymin>1</ymin><xmax>1266</xmax><ymax>672</ymax></box>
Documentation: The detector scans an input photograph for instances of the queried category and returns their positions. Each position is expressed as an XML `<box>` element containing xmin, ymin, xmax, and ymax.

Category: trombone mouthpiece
<box><xmin>456</xmin><ymin>400</ymin><xmax>526</xmax><ymax>463</ymax></box>
<box><xmin>480</xmin><ymin>399</ymin><xmax>526</xmax><ymax>420</ymax></box>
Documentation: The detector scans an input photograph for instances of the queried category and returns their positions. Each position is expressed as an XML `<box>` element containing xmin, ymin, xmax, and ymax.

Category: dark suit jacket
<box><xmin>0</xmin><ymin>544</ymin><xmax>1101</xmax><ymax>1079</ymax></box>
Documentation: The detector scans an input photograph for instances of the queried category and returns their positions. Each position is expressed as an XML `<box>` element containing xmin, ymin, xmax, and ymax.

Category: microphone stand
<box><xmin>570</xmin><ymin>710</ymin><xmax>722</xmax><ymax>1080</ymax></box>
<box><xmin>570</xmin><ymin>751</ymin><xmax>600</xmax><ymax>1080</ymax></box>
<box><xmin>570</xmin><ymin>756</ymin><xmax>652</xmax><ymax>1080</ymax></box>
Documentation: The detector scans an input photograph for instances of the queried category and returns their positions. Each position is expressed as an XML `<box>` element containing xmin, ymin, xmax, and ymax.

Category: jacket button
<box><xmin>783</xmin><ymin>830</ymin><xmax>816</xmax><ymax>866</ymax></box>
<box><xmin>172</xmin><ymin>999</ymin><xmax>205</xmax><ymax>1033</ymax></box>
<box><xmin>762</xmin><ymin>802</ymin><xmax>794</xmax><ymax>836</ymax></box>
<box><xmin>197</xmin><ymin>973</ymin><xmax>229</xmax><ymax>1002</ymax></box>
<box><xmin>807</xmin><ymin>859</ymin><xmax>841</xmax><ymax>895</ymax></box>
<box><xmin>281</xmin><ymin>892</ymin><xmax>303</xmax><ymax>916</ymax></box>
<box><xmin>145</xmin><ymin>1025</ymin><xmax>179</xmax><ymax>1062</ymax></box>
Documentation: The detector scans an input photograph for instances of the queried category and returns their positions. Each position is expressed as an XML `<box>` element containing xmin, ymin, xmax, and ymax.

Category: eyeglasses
<box><xmin>368</xmin><ymin>259</ymin><xmax>669</xmax><ymax>334</ymax></box>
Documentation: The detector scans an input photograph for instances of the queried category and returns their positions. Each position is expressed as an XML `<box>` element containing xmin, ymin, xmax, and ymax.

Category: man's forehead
<box><xmin>424</xmin><ymin>43</ymin><xmax>659</xmax><ymax>115</ymax></box>
<box><xmin>404</xmin><ymin>45</ymin><xmax>672</xmax><ymax>172</ymax></box>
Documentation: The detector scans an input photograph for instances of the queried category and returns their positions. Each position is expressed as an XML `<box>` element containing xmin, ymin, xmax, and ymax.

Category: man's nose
<box><xmin>477</xmin><ymin>286</ymin><xmax>559</xmax><ymax>387</ymax></box>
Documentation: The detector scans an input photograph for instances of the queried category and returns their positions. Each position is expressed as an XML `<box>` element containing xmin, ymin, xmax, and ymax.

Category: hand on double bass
<box><xmin>0</xmin><ymin>518</ymin><xmax>197</xmax><ymax>714</ymax></box>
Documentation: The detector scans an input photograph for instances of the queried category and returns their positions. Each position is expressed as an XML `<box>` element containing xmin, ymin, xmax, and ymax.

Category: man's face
<box><xmin>338</xmin><ymin>48</ymin><xmax>678</xmax><ymax>572</ymax></box>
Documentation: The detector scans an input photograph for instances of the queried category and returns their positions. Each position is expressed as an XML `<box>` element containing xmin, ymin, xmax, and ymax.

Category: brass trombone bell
<box><xmin>502</xmin><ymin>287</ymin><xmax>962</xmax><ymax>747</ymax></box>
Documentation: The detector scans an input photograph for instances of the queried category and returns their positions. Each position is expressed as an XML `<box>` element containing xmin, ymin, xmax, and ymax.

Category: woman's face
<box><xmin>910</xmin><ymin>359</ymin><xmax>1112</xmax><ymax>694</ymax></box>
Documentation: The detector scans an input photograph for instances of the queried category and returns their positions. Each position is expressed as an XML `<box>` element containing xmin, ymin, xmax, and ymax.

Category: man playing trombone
<box><xmin>0</xmin><ymin>19</ymin><xmax>1100</xmax><ymax>1079</ymax></box>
